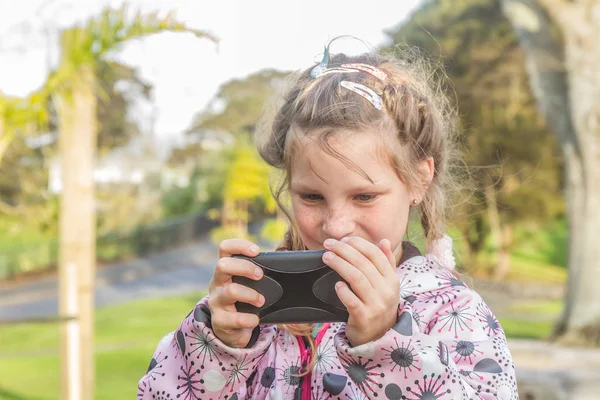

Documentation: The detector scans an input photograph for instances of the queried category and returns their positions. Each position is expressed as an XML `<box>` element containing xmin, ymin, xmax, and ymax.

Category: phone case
<box><xmin>232</xmin><ymin>250</ymin><xmax>350</xmax><ymax>324</ymax></box>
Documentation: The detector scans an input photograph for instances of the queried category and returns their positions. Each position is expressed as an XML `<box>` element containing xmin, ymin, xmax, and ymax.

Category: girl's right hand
<box><xmin>207</xmin><ymin>239</ymin><xmax>265</xmax><ymax>348</ymax></box>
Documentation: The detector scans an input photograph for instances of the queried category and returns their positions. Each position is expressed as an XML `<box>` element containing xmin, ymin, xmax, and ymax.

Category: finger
<box><xmin>335</xmin><ymin>281</ymin><xmax>365</xmax><ymax>317</ymax></box>
<box><xmin>212</xmin><ymin>309</ymin><xmax>260</xmax><ymax>330</ymax></box>
<box><xmin>323</xmin><ymin>250</ymin><xmax>374</xmax><ymax>301</ymax></box>
<box><xmin>324</xmin><ymin>237</ymin><xmax>384</xmax><ymax>287</ymax></box>
<box><xmin>219</xmin><ymin>238</ymin><xmax>260</xmax><ymax>258</ymax></box>
<box><xmin>211</xmin><ymin>257</ymin><xmax>263</xmax><ymax>289</ymax></box>
<box><xmin>378</xmin><ymin>239</ymin><xmax>397</xmax><ymax>275</ymax></box>
<box><xmin>342</xmin><ymin>236</ymin><xmax>395</xmax><ymax>279</ymax></box>
<box><xmin>212</xmin><ymin>282</ymin><xmax>265</xmax><ymax>308</ymax></box>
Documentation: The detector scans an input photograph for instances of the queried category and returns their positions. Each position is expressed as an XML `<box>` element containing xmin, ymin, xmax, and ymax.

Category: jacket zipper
<box><xmin>296</xmin><ymin>323</ymin><xmax>331</xmax><ymax>400</ymax></box>
<box><xmin>296</xmin><ymin>335</ymin><xmax>311</xmax><ymax>400</ymax></box>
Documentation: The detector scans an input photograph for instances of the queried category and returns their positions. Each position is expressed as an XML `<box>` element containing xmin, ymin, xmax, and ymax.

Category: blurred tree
<box><xmin>0</xmin><ymin>60</ymin><xmax>154</xmax><ymax>240</ymax></box>
<box><xmin>501</xmin><ymin>0</ymin><xmax>600</xmax><ymax>345</ymax></box>
<box><xmin>45</xmin><ymin>6</ymin><xmax>216</xmax><ymax>399</ymax></box>
<box><xmin>0</xmin><ymin>135</ymin><xmax>55</xmax><ymax>230</ymax></box>
<box><xmin>160</xmin><ymin>167</ymin><xmax>202</xmax><ymax>217</ymax></box>
<box><xmin>0</xmin><ymin>92</ymin><xmax>54</xmax><ymax>242</ymax></box>
<box><xmin>386</xmin><ymin>0</ymin><xmax>564</xmax><ymax>277</ymax></box>
<box><xmin>188</xmin><ymin>69</ymin><xmax>289</xmax><ymax>136</ymax></box>
<box><xmin>165</xmin><ymin>70</ymin><xmax>289</xmax><ymax>234</ymax></box>
<box><xmin>208</xmin><ymin>136</ymin><xmax>276</xmax><ymax>242</ymax></box>
<box><xmin>0</xmin><ymin>92</ymin><xmax>48</xmax><ymax>165</ymax></box>
<box><xmin>96</xmin><ymin>60</ymin><xmax>152</xmax><ymax>153</ymax></box>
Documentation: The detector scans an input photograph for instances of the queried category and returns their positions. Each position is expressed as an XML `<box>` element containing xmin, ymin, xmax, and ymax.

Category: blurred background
<box><xmin>1</xmin><ymin>0</ymin><xmax>599</xmax><ymax>399</ymax></box>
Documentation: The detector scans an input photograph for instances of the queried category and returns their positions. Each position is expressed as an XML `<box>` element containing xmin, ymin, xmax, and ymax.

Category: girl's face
<box><xmin>290</xmin><ymin>131</ymin><xmax>431</xmax><ymax>264</ymax></box>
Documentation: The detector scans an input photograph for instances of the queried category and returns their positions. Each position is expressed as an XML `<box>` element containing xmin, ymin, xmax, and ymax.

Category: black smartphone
<box><xmin>231</xmin><ymin>250</ymin><xmax>350</xmax><ymax>324</ymax></box>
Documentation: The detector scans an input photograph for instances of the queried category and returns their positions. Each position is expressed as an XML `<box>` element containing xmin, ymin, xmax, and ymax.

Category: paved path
<box><xmin>0</xmin><ymin>238</ymin><xmax>220</xmax><ymax>322</ymax></box>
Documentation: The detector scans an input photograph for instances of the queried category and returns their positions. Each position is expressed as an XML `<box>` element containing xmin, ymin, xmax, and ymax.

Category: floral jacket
<box><xmin>138</xmin><ymin>248</ymin><xmax>518</xmax><ymax>399</ymax></box>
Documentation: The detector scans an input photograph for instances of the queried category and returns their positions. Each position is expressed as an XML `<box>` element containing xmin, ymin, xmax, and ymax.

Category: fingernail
<box><xmin>324</xmin><ymin>239</ymin><xmax>335</xmax><ymax>247</ymax></box>
<box><xmin>255</xmin><ymin>267</ymin><xmax>263</xmax><ymax>278</ymax></box>
<box><xmin>258</xmin><ymin>295</ymin><xmax>265</xmax><ymax>306</ymax></box>
<box><xmin>340</xmin><ymin>237</ymin><xmax>349</xmax><ymax>243</ymax></box>
<box><xmin>249</xmin><ymin>244</ymin><xmax>260</xmax><ymax>254</ymax></box>
<box><xmin>323</xmin><ymin>251</ymin><xmax>334</xmax><ymax>261</ymax></box>
<box><xmin>335</xmin><ymin>281</ymin><xmax>344</xmax><ymax>290</ymax></box>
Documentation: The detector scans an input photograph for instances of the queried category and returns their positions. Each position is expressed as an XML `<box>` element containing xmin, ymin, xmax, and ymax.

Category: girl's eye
<box><xmin>355</xmin><ymin>194</ymin><xmax>377</xmax><ymax>202</ymax></box>
<box><xmin>300</xmin><ymin>194</ymin><xmax>323</xmax><ymax>201</ymax></box>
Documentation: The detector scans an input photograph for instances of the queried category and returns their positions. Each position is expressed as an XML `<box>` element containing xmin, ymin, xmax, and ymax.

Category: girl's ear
<box><xmin>419</xmin><ymin>157</ymin><xmax>435</xmax><ymax>190</ymax></box>
<box><xmin>410</xmin><ymin>157</ymin><xmax>435</xmax><ymax>200</ymax></box>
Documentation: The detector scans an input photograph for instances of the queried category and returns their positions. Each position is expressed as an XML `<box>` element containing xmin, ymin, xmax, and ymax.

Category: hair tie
<box><xmin>426</xmin><ymin>234</ymin><xmax>456</xmax><ymax>270</ymax></box>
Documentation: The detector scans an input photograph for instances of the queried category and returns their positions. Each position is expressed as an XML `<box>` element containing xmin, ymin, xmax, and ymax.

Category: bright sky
<box><xmin>0</xmin><ymin>0</ymin><xmax>422</xmax><ymax>137</ymax></box>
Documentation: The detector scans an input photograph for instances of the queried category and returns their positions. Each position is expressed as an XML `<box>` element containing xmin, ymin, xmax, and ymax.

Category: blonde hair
<box><xmin>254</xmin><ymin>45</ymin><xmax>465</xmax><ymax>375</ymax></box>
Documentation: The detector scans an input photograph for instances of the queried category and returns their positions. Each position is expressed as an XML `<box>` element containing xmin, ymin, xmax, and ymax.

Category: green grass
<box><xmin>498</xmin><ymin>299</ymin><xmax>563</xmax><ymax>340</ymax></box>
<box><xmin>510</xmin><ymin>219</ymin><xmax>568</xmax><ymax>268</ymax></box>
<box><xmin>499</xmin><ymin>317</ymin><xmax>555</xmax><ymax>340</ymax></box>
<box><xmin>505</xmin><ymin>254</ymin><xmax>567</xmax><ymax>284</ymax></box>
<box><xmin>0</xmin><ymin>293</ymin><xmax>205</xmax><ymax>400</ymax></box>
<box><xmin>506</xmin><ymin>299</ymin><xmax>563</xmax><ymax>316</ymax></box>
<box><xmin>465</xmin><ymin>238</ymin><xmax>567</xmax><ymax>284</ymax></box>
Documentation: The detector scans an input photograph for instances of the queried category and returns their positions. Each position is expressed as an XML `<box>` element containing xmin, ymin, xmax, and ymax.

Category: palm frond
<box><xmin>54</xmin><ymin>4</ymin><xmax>217</xmax><ymax>95</ymax></box>
<box><xmin>62</xmin><ymin>5</ymin><xmax>217</xmax><ymax>67</ymax></box>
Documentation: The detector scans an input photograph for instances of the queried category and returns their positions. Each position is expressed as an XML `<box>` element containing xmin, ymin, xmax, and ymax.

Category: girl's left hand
<box><xmin>323</xmin><ymin>236</ymin><xmax>400</xmax><ymax>347</ymax></box>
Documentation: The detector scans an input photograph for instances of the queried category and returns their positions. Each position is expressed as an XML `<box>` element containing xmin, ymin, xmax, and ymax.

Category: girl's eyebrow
<box><xmin>347</xmin><ymin>184</ymin><xmax>387</xmax><ymax>193</ymax></box>
<box><xmin>290</xmin><ymin>181</ymin><xmax>385</xmax><ymax>192</ymax></box>
<box><xmin>289</xmin><ymin>182</ymin><xmax>315</xmax><ymax>191</ymax></box>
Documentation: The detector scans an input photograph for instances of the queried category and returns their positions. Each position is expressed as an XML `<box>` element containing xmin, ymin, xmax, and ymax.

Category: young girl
<box><xmin>138</xmin><ymin>41</ymin><xmax>518</xmax><ymax>399</ymax></box>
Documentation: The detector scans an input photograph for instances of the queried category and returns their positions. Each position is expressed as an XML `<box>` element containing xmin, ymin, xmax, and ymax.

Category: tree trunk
<box><xmin>501</xmin><ymin>0</ymin><xmax>600</xmax><ymax>344</ymax></box>
<box><xmin>460</xmin><ymin>215</ymin><xmax>486</xmax><ymax>273</ymax></box>
<box><xmin>57</xmin><ymin>68</ymin><xmax>97</xmax><ymax>400</ymax></box>
<box><xmin>557</xmin><ymin>2</ymin><xmax>600</xmax><ymax>344</ymax></box>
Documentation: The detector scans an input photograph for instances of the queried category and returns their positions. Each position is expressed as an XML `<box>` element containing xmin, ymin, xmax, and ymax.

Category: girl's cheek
<box><xmin>294</xmin><ymin>206</ymin><xmax>322</xmax><ymax>236</ymax></box>
<box><xmin>295</xmin><ymin>206</ymin><xmax>317</xmax><ymax>226</ymax></box>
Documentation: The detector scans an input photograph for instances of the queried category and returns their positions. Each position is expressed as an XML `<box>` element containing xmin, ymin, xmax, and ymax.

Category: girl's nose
<box><xmin>322</xmin><ymin>208</ymin><xmax>355</xmax><ymax>240</ymax></box>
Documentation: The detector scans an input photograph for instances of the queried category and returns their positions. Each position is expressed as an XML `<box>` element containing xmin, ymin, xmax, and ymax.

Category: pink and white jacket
<box><xmin>138</xmin><ymin>247</ymin><xmax>518</xmax><ymax>399</ymax></box>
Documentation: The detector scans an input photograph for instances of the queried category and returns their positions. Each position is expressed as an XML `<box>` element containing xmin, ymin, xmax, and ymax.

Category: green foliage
<box><xmin>95</xmin><ymin>60</ymin><xmax>151</xmax><ymax>153</ymax></box>
<box><xmin>0</xmin><ymin>213</ymin><xmax>215</xmax><ymax>279</ymax></box>
<box><xmin>209</xmin><ymin>225</ymin><xmax>256</xmax><ymax>245</ymax></box>
<box><xmin>189</xmin><ymin>69</ymin><xmax>290</xmax><ymax>136</ymax></box>
<box><xmin>388</xmin><ymin>0</ymin><xmax>565</xmax><ymax>267</ymax></box>
<box><xmin>46</xmin><ymin>5</ymin><xmax>217</xmax><ymax>97</ymax></box>
<box><xmin>260</xmin><ymin>218</ymin><xmax>289</xmax><ymax>245</ymax></box>
<box><xmin>1</xmin><ymin>1</ymin><xmax>215</xmax><ymax>243</ymax></box>
<box><xmin>159</xmin><ymin>168</ymin><xmax>208</xmax><ymax>219</ymax></box>
<box><xmin>510</xmin><ymin>218</ymin><xmax>567</xmax><ymax>267</ymax></box>
<box><xmin>223</xmin><ymin>138</ymin><xmax>272</xmax><ymax>203</ymax></box>
<box><xmin>0</xmin><ymin>91</ymin><xmax>49</xmax><ymax>164</ymax></box>
<box><xmin>175</xmin><ymin>70</ymin><xmax>288</xmax><ymax>234</ymax></box>
<box><xmin>160</xmin><ymin>185</ymin><xmax>198</xmax><ymax>218</ymax></box>
<box><xmin>163</xmin><ymin>145</ymin><xmax>234</xmax><ymax>218</ymax></box>
<box><xmin>1</xmin><ymin>60</ymin><xmax>156</xmax><ymax>243</ymax></box>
